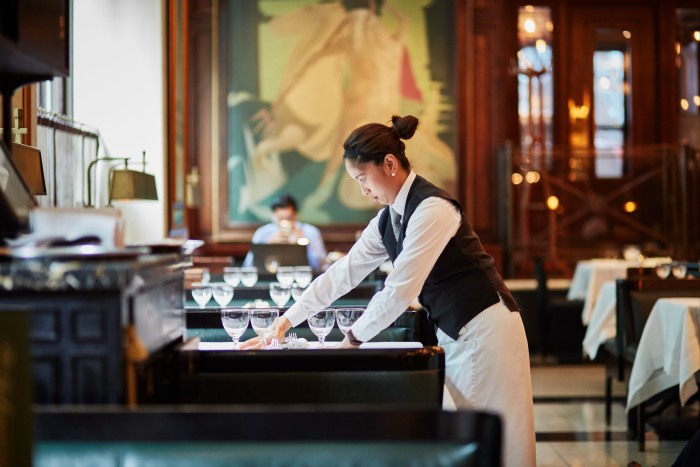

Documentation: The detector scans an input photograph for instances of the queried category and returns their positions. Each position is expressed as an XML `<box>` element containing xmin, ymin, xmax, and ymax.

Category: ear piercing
<box><xmin>391</xmin><ymin>172</ymin><xmax>396</xmax><ymax>177</ymax></box>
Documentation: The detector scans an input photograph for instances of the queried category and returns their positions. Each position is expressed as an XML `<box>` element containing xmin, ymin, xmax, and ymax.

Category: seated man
<box><xmin>243</xmin><ymin>194</ymin><xmax>327</xmax><ymax>272</ymax></box>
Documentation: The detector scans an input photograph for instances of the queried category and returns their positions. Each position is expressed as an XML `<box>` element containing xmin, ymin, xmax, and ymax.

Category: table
<box><xmin>626</xmin><ymin>297</ymin><xmax>700</xmax><ymax>411</ymax></box>
<box><xmin>568</xmin><ymin>257</ymin><xmax>670</xmax><ymax>325</ymax></box>
<box><xmin>582</xmin><ymin>280</ymin><xmax>617</xmax><ymax>359</ymax></box>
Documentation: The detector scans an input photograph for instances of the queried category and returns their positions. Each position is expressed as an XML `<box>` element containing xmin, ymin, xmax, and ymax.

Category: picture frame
<box><xmin>213</xmin><ymin>0</ymin><xmax>459</xmax><ymax>240</ymax></box>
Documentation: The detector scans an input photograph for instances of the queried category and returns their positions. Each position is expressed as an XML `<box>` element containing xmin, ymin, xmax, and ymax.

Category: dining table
<box><xmin>581</xmin><ymin>280</ymin><xmax>617</xmax><ymax>359</ymax></box>
<box><xmin>626</xmin><ymin>297</ymin><xmax>700</xmax><ymax>411</ymax></box>
<box><xmin>567</xmin><ymin>257</ymin><xmax>671</xmax><ymax>325</ymax></box>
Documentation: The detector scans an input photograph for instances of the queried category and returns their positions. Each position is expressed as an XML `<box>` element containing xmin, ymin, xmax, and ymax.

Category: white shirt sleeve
<box><xmin>283</xmin><ymin>211</ymin><xmax>389</xmax><ymax>327</ymax></box>
<box><xmin>351</xmin><ymin>197</ymin><xmax>461</xmax><ymax>341</ymax></box>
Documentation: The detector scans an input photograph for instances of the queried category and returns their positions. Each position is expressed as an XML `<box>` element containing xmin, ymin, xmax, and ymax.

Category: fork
<box><xmin>268</xmin><ymin>337</ymin><xmax>280</xmax><ymax>350</ymax></box>
<box><xmin>288</xmin><ymin>332</ymin><xmax>297</xmax><ymax>342</ymax></box>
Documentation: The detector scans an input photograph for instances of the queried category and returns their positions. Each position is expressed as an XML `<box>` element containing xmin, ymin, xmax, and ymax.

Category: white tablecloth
<box><xmin>582</xmin><ymin>280</ymin><xmax>617</xmax><ymax>359</ymax></box>
<box><xmin>568</xmin><ymin>258</ymin><xmax>671</xmax><ymax>325</ymax></box>
<box><xmin>627</xmin><ymin>297</ymin><xmax>700</xmax><ymax>411</ymax></box>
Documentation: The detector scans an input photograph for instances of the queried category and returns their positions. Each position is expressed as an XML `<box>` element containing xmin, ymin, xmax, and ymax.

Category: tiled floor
<box><xmin>532</xmin><ymin>364</ymin><xmax>694</xmax><ymax>466</ymax></box>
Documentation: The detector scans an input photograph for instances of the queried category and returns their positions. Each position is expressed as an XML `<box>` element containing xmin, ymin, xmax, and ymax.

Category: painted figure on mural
<box><xmin>227</xmin><ymin>0</ymin><xmax>457</xmax><ymax>225</ymax></box>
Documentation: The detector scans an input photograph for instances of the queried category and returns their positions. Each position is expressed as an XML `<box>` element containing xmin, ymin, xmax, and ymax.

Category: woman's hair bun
<box><xmin>390</xmin><ymin>115</ymin><xmax>419</xmax><ymax>140</ymax></box>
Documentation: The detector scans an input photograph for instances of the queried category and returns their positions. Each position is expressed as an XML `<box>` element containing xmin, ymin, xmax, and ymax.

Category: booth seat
<box><xmin>34</xmin><ymin>407</ymin><xmax>502</xmax><ymax>467</ymax></box>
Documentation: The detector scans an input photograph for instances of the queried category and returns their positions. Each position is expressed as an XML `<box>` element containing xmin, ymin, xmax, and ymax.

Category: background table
<box><xmin>582</xmin><ymin>280</ymin><xmax>617</xmax><ymax>359</ymax></box>
<box><xmin>627</xmin><ymin>297</ymin><xmax>700</xmax><ymax>411</ymax></box>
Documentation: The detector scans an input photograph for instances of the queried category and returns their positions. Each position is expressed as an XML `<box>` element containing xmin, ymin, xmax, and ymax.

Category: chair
<box><xmin>534</xmin><ymin>256</ymin><xmax>585</xmax><ymax>361</ymax></box>
<box><xmin>35</xmin><ymin>407</ymin><xmax>502</xmax><ymax>467</ymax></box>
<box><xmin>609</xmin><ymin>277</ymin><xmax>700</xmax><ymax>449</ymax></box>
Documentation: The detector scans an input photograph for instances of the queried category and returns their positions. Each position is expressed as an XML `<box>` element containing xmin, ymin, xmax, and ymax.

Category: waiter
<box><xmin>242</xmin><ymin>114</ymin><xmax>536</xmax><ymax>466</ymax></box>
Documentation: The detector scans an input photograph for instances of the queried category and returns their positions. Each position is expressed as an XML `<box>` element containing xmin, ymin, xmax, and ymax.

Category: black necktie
<box><xmin>390</xmin><ymin>207</ymin><xmax>402</xmax><ymax>240</ymax></box>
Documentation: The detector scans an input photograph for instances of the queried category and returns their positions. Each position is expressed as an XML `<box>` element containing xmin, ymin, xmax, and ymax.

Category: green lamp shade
<box><xmin>109</xmin><ymin>169</ymin><xmax>158</xmax><ymax>202</ymax></box>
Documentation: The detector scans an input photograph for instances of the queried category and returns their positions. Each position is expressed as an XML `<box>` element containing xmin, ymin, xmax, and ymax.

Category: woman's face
<box><xmin>344</xmin><ymin>158</ymin><xmax>398</xmax><ymax>206</ymax></box>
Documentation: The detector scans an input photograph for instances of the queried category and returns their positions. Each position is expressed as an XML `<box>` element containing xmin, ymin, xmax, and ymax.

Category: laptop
<box><xmin>250</xmin><ymin>243</ymin><xmax>309</xmax><ymax>271</ymax></box>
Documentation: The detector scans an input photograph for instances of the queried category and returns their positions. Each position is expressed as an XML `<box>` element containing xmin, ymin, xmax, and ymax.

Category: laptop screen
<box><xmin>249</xmin><ymin>243</ymin><xmax>309</xmax><ymax>271</ymax></box>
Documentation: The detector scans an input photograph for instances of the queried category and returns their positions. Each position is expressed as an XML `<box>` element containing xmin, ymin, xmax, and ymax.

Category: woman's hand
<box><xmin>239</xmin><ymin>316</ymin><xmax>293</xmax><ymax>350</ymax></box>
<box><xmin>337</xmin><ymin>335</ymin><xmax>361</xmax><ymax>349</ymax></box>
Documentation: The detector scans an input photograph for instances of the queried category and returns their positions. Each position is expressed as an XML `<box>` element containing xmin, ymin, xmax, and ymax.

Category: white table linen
<box><xmin>582</xmin><ymin>280</ymin><xmax>617</xmax><ymax>359</ymax></box>
<box><xmin>568</xmin><ymin>258</ymin><xmax>671</xmax><ymax>325</ymax></box>
<box><xmin>197</xmin><ymin>341</ymin><xmax>423</xmax><ymax>350</ymax></box>
<box><xmin>626</xmin><ymin>297</ymin><xmax>700</xmax><ymax>411</ymax></box>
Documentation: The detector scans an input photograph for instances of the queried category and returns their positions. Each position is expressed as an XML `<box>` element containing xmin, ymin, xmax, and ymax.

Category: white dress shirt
<box><xmin>284</xmin><ymin>171</ymin><xmax>462</xmax><ymax>341</ymax></box>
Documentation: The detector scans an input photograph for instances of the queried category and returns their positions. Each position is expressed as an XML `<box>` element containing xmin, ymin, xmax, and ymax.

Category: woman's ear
<box><xmin>384</xmin><ymin>153</ymin><xmax>397</xmax><ymax>174</ymax></box>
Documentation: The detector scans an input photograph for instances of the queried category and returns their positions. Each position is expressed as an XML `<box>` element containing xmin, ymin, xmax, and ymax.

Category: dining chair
<box><xmin>534</xmin><ymin>256</ymin><xmax>585</xmax><ymax>362</ymax></box>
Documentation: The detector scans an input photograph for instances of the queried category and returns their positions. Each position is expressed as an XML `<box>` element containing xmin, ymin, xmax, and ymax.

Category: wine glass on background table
<box><xmin>240</xmin><ymin>267</ymin><xmax>259</xmax><ymax>287</ymax></box>
<box><xmin>220</xmin><ymin>308</ymin><xmax>249</xmax><ymax>348</ymax></box>
<box><xmin>291</xmin><ymin>284</ymin><xmax>307</xmax><ymax>302</ymax></box>
<box><xmin>308</xmin><ymin>308</ymin><xmax>336</xmax><ymax>348</ymax></box>
<box><xmin>336</xmin><ymin>308</ymin><xmax>364</xmax><ymax>335</ymax></box>
<box><xmin>223</xmin><ymin>267</ymin><xmax>241</xmax><ymax>287</ymax></box>
<box><xmin>672</xmin><ymin>262</ymin><xmax>688</xmax><ymax>279</ymax></box>
<box><xmin>269</xmin><ymin>282</ymin><xmax>291</xmax><ymax>308</ymax></box>
<box><xmin>276</xmin><ymin>266</ymin><xmax>295</xmax><ymax>287</ymax></box>
<box><xmin>250</xmin><ymin>308</ymin><xmax>279</xmax><ymax>348</ymax></box>
<box><xmin>191</xmin><ymin>282</ymin><xmax>212</xmax><ymax>309</ymax></box>
<box><xmin>211</xmin><ymin>283</ymin><xmax>234</xmax><ymax>307</ymax></box>
<box><xmin>293</xmin><ymin>266</ymin><xmax>313</xmax><ymax>288</ymax></box>
<box><xmin>655</xmin><ymin>263</ymin><xmax>672</xmax><ymax>279</ymax></box>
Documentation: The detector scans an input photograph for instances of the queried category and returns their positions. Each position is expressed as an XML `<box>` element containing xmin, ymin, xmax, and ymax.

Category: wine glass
<box><xmin>291</xmin><ymin>284</ymin><xmax>307</xmax><ymax>302</ymax></box>
<box><xmin>655</xmin><ymin>263</ymin><xmax>672</xmax><ymax>279</ymax></box>
<box><xmin>264</xmin><ymin>255</ymin><xmax>280</xmax><ymax>274</ymax></box>
<box><xmin>276</xmin><ymin>266</ymin><xmax>295</xmax><ymax>286</ymax></box>
<box><xmin>240</xmin><ymin>267</ymin><xmax>259</xmax><ymax>287</ymax></box>
<box><xmin>293</xmin><ymin>266</ymin><xmax>313</xmax><ymax>288</ymax></box>
<box><xmin>250</xmin><ymin>308</ymin><xmax>279</xmax><ymax>348</ymax></box>
<box><xmin>672</xmin><ymin>262</ymin><xmax>688</xmax><ymax>279</ymax></box>
<box><xmin>191</xmin><ymin>282</ymin><xmax>212</xmax><ymax>309</ymax></box>
<box><xmin>220</xmin><ymin>308</ymin><xmax>249</xmax><ymax>348</ymax></box>
<box><xmin>269</xmin><ymin>282</ymin><xmax>291</xmax><ymax>308</ymax></box>
<box><xmin>223</xmin><ymin>267</ymin><xmax>241</xmax><ymax>287</ymax></box>
<box><xmin>211</xmin><ymin>282</ymin><xmax>234</xmax><ymax>307</ymax></box>
<box><xmin>199</xmin><ymin>268</ymin><xmax>211</xmax><ymax>284</ymax></box>
<box><xmin>308</xmin><ymin>308</ymin><xmax>336</xmax><ymax>348</ymax></box>
<box><xmin>336</xmin><ymin>308</ymin><xmax>364</xmax><ymax>335</ymax></box>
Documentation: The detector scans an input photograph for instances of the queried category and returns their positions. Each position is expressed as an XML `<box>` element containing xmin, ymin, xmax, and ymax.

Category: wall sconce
<box><xmin>11</xmin><ymin>142</ymin><xmax>46</xmax><ymax>195</ymax></box>
<box><xmin>85</xmin><ymin>151</ymin><xmax>158</xmax><ymax>207</ymax></box>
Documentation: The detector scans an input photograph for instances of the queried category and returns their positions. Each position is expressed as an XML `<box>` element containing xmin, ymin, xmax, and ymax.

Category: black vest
<box><xmin>380</xmin><ymin>175</ymin><xmax>519</xmax><ymax>340</ymax></box>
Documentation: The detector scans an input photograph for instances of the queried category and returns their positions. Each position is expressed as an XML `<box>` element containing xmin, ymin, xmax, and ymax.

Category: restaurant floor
<box><xmin>531</xmin><ymin>363</ymin><xmax>698</xmax><ymax>466</ymax></box>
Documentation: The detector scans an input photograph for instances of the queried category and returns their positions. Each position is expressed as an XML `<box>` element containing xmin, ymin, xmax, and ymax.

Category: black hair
<box><xmin>270</xmin><ymin>194</ymin><xmax>298</xmax><ymax>211</ymax></box>
<box><xmin>342</xmin><ymin>114</ymin><xmax>418</xmax><ymax>170</ymax></box>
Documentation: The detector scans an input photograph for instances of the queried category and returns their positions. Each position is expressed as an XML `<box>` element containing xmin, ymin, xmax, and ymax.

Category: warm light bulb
<box><xmin>535</xmin><ymin>39</ymin><xmax>547</xmax><ymax>54</ymax></box>
<box><xmin>546</xmin><ymin>196</ymin><xmax>559</xmax><ymax>211</ymax></box>
<box><xmin>624</xmin><ymin>201</ymin><xmax>637</xmax><ymax>213</ymax></box>
<box><xmin>622</xmin><ymin>30</ymin><xmax>631</xmax><ymax>39</ymax></box>
<box><xmin>676</xmin><ymin>42</ymin><xmax>681</xmax><ymax>55</ymax></box>
<box><xmin>511</xmin><ymin>173</ymin><xmax>524</xmax><ymax>185</ymax></box>
<box><xmin>525</xmin><ymin>171</ymin><xmax>540</xmax><ymax>183</ymax></box>
<box><xmin>694</xmin><ymin>30</ymin><xmax>700</xmax><ymax>42</ymax></box>
<box><xmin>694</xmin><ymin>96</ymin><xmax>700</xmax><ymax>106</ymax></box>
<box><xmin>681</xmin><ymin>99</ymin><xmax>689</xmax><ymax>111</ymax></box>
<box><xmin>524</xmin><ymin>19</ymin><xmax>536</xmax><ymax>33</ymax></box>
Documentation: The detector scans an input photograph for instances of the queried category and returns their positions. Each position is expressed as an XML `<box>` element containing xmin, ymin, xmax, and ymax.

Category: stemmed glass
<box><xmin>250</xmin><ymin>308</ymin><xmax>279</xmax><ymax>349</ymax></box>
<box><xmin>220</xmin><ymin>308</ymin><xmax>249</xmax><ymax>349</ymax></box>
<box><xmin>223</xmin><ymin>267</ymin><xmax>241</xmax><ymax>287</ymax></box>
<box><xmin>655</xmin><ymin>263</ymin><xmax>672</xmax><ymax>279</ymax></box>
<box><xmin>291</xmin><ymin>284</ymin><xmax>307</xmax><ymax>302</ymax></box>
<box><xmin>211</xmin><ymin>283</ymin><xmax>234</xmax><ymax>307</ymax></box>
<box><xmin>293</xmin><ymin>266</ymin><xmax>313</xmax><ymax>288</ymax></box>
<box><xmin>269</xmin><ymin>282</ymin><xmax>291</xmax><ymax>308</ymax></box>
<box><xmin>308</xmin><ymin>308</ymin><xmax>336</xmax><ymax>348</ymax></box>
<box><xmin>276</xmin><ymin>266</ymin><xmax>295</xmax><ymax>286</ymax></box>
<box><xmin>336</xmin><ymin>308</ymin><xmax>364</xmax><ymax>335</ymax></box>
<box><xmin>199</xmin><ymin>268</ymin><xmax>211</xmax><ymax>284</ymax></box>
<box><xmin>191</xmin><ymin>282</ymin><xmax>212</xmax><ymax>309</ymax></box>
<box><xmin>240</xmin><ymin>267</ymin><xmax>259</xmax><ymax>287</ymax></box>
<box><xmin>672</xmin><ymin>262</ymin><xmax>688</xmax><ymax>279</ymax></box>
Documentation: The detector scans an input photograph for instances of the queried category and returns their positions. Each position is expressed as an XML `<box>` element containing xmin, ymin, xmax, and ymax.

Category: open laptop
<box><xmin>250</xmin><ymin>243</ymin><xmax>309</xmax><ymax>272</ymax></box>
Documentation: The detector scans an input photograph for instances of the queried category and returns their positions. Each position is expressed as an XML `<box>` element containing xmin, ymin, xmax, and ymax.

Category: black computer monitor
<box><xmin>0</xmin><ymin>141</ymin><xmax>36</xmax><ymax>243</ymax></box>
<box><xmin>249</xmin><ymin>243</ymin><xmax>309</xmax><ymax>271</ymax></box>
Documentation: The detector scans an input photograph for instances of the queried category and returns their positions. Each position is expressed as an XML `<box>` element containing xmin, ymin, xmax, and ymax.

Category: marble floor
<box><xmin>532</xmin><ymin>364</ymin><xmax>695</xmax><ymax>466</ymax></box>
